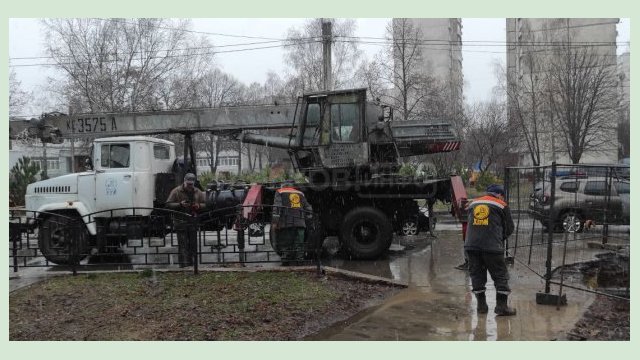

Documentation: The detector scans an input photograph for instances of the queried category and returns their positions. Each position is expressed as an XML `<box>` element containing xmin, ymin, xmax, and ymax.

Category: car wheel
<box><xmin>399</xmin><ymin>218</ymin><xmax>419</xmax><ymax>236</ymax></box>
<box><xmin>560</xmin><ymin>211</ymin><xmax>584</xmax><ymax>233</ymax></box>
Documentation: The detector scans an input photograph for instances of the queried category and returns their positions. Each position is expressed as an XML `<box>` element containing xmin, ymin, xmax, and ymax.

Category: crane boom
<box><xmin>9</xmin><ymin>88</ymin><xmax>460</xmax><ymax>178</ymax></box>
<box><xmin>9</xmin><ymin>104</ymin><xmax>297</xmax><ymax>141</ymax></box>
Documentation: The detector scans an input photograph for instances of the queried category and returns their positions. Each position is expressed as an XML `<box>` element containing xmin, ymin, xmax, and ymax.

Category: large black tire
<box><xmin>559</xmin><ymin>211</ymin><xmax>584</xmax><ymax>233</ymax></box>
<box><xmin>339</xmin><ymin>207</ymin><xmax>392</xmax><ymax>259</ymax></box>
<box><xmin>38</xmin><ymin>214</ymin><xmax>89</xmax><ymax>265</ymax></box>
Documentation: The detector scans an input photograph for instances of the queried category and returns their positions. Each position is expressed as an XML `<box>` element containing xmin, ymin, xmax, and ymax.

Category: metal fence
<box><xmin>9</xmin><ymin>205</ymin><xmax>323</xmax><ymax>275</ymax></box>
<box><xmin>504</xmin><ymin>163</ymin><xmax>630</xmax><ymax>302</ymax></box>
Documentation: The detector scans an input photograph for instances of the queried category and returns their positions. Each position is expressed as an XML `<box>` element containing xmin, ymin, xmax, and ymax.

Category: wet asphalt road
<box><xmin>314</xmin><ymin>229</ymin><xmax>596</xmax><ymax>341</ymax></box>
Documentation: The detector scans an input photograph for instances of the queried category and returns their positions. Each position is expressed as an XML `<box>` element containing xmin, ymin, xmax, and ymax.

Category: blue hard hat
<box><xmin>486</xmin><ymin>184</ymin><xmax>505</xmax><ymax>196</ymax></box>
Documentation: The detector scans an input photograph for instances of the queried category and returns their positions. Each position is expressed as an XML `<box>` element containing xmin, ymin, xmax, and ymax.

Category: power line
<box><xmin>9</xmin><ymin>38</ymin><xmax>299</xmax><ymax>61</ymax></box>
<box><xmin>93</xmin><ymin>18</ymin><xmax>286</xmax><ymax>41</ymax></box>
<box><xmin>336</xmin><ymin>35</ymin><xmax>626</xmax><ymax>46</ymax></box>
<box><xmin>9</xmin><ymin>40</ymin><xmax>321</xmax><ymax>68</ymax></box>
<box><xmin>505</xmin><ymin>20</ymin><xmax>621</xmax><ymax>34</ymax></box>
<box><xmin>10</xmin><ymin>38</ymin><xmax>628</xmax><ymax>66</ymax></box>
<box><xmin>10</xmin><ymin>32</ymin><xmax>628</xmax><ymax>63</ymax></box>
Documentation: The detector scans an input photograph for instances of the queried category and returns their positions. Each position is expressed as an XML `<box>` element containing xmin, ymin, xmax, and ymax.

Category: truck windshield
<box><xmin>330</xmin><ymin>103</ymin><xmax>359</xmax><ymax>143</ymax></box>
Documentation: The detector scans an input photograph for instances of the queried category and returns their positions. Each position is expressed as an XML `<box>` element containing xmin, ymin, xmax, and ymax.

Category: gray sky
<box><xmin>9</xmin><ymin>18</ymin><xmax>630</xmax><ymax>116</ymax></box>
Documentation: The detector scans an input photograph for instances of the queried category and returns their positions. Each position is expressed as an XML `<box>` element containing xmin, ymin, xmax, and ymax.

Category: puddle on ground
<box><xmin>311</xmin><ymin>232</ymin><xmax>592</xmax><ymax>340</ymax></box>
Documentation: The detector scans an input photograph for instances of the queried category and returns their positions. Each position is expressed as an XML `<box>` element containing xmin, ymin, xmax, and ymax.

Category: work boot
<box><xmin>495</xmin><ymin>293</ymin><xmax>517</xmax><ymax>316</ymax></box>
<box><xmin>475</xmin><ymin>292</ymin><xmax>489</xmax><ymax>314</ymax></box>
<box><xmin>454</xmin><ymin>260</ymin><xmax>469</xmax><ymax>271</ymax></box>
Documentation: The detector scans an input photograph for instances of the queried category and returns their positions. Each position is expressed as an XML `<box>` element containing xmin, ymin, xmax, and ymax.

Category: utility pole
<box><xmin>41</xmin><ymin>140</ymin><xmax>48</xmax><ymax>180</ymax></box>
<box><xmin>68</xmin><ymin>106</ymin><xmax>75</xmax><ymax>173</ymax></box>
<box><xmin>322</xmin><ymin>19</ymin><xmax>333</xmax><ymax>91</ymax></box>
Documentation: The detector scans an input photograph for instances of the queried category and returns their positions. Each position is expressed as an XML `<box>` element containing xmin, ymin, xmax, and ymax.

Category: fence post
<box><xmin>71</xmin><ymin>220</ymin><xmax>79</xmax><ymax>276</ymax></box>
<box><xmin>544</xmin><ymin>162</ymin><xmax>557</xmax><ymax>294</ymax></box>
<box><xmin>10</xmin><ymin>222</ymin><xmax>20</xmax><ymax>273</ymax></box>
<box><xmin>193</xmin><ymin>215</ymin><xmax>199</xmax><ymax>275</ymax></box>
<box><xmin>503</xmin><ymin>167</ymin><xmax>514</xmax><ymax>264</ymax></box>
<box><xmin>237</xmin><ymin>228</ymin><xmax>245</xmax><ymax>263</ymax></box>
<box><xmin>602</xmin><ymin>166</ymin><xmax>612</xmax><ymax>245</ymax></box>
<box><xmin>513</xmin><ymin>168</ymin><xmax>521</xmax><ymax>259</ymax></box>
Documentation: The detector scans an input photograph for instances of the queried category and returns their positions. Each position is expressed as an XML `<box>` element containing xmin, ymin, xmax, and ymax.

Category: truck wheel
<box><xmin>340</xmin><ymin>207</ymin><xmax>392</xmax><ymax>259</ymax></box>
<box><xmin>38</xmin><ymin>214</ymin><xmax>89</xmax><ymax>265</ymax></box>
<box><xmin>560</xmin><ymin>211</ymin><xmax>584</xmax><ymax>233</ymax></box>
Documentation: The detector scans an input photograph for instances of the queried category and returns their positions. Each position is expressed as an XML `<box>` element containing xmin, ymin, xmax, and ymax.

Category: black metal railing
<box><xmin>9</xmin><ymin>205</ymin><xmax>323</xmax><ymax>276</ymax></box>
<box><xmin>504</xmin><ymin>163</ymin><xmax>630</xmax><ymax>302</ymax></box>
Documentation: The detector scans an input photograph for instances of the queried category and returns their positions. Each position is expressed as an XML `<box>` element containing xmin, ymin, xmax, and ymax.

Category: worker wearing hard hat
<box><xmin>464</xmin><ymin>184</ymin><xmax>516</xmax><ymax>316</ymax></box>
<box><xmin>270</xmin><ymin>185</ymin><xmax>313</xmax><ymax>265</ymax></box>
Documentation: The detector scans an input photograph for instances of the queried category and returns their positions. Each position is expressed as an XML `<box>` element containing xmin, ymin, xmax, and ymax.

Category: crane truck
<box><xmin>10</xmin><ymin>88</ymin><xmax>462</xmax><ymax>265</ymax></box>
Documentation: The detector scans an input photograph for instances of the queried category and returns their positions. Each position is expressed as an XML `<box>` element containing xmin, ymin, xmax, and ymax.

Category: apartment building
<box><xmin>394</xmin><ymin>18</ymin><xmax>464</xmax><ymax>121</ymax></box>
<box><xmin>506</xmin><ymin>18</ymin><xmax>620</xmax><ymax>165</ymax></box>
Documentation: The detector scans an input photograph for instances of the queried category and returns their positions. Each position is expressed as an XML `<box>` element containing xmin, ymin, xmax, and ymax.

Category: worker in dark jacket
<box><xmin>464</xmin><ymin>184</ymin><xmax>516</xmax><ymax>316</ymax></box>
<box><xmin>270</xmin><ymin>185</ymin><xmax>313</xmax><ymax>265</ymax></box>
<box><xmin>166</xmin><ymin>173</ymin><xmax>206</xmax><ymax>267</ymax></box>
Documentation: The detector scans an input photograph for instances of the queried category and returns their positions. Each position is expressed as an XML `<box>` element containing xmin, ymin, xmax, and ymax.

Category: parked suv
<box><xmin>550</xmin><ymin>164</ymin><xmax>630</xmax><ymax>180</ymax></box>
<box><xmin>529</xmin><ymin>176</ymin><xmax>629</xmax><ymax>232</ymax></box>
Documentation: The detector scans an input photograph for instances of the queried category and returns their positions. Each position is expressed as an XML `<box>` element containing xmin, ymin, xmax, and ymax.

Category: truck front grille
<box><xmin>34</xmin><ymin>186</ymin><xmax>72</xmax><ymax>193</ymax></box>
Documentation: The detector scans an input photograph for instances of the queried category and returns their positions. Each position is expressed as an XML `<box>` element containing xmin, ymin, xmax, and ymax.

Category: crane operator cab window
<box><xmin>331</xmin><ymin>103</ymin><xmax>359</xmax><ymax>143</ymax></box>
<box><xmin>302</xmin><ymin>103</ymin><xmax>321</xmax><ymax>146</ymax></box>
<box><xmin>100</xmin><ymin>143</ymin><xmax>130</xmax><ymax>168</ymax></box>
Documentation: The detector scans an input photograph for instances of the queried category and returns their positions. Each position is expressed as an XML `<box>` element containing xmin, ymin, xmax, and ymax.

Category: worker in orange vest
<box><xmin>270</xmin><ymin>185</ymin><xmax>313</xmax><ymax>265</ymax></box>
<box><xmin>464</xmin><ymin>184</ymin><xmax>516</xmax><ymax>316</ymax></box>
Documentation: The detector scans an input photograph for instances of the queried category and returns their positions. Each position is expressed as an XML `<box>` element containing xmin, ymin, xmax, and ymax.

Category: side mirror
<box><xmin>84</xmin><ymin>158</ymin><xmax>93</xmax><ymax>171</ymax></box>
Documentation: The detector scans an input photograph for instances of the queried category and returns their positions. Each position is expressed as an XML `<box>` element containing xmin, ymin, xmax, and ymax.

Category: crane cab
<box><xmin>291</xmin><ymin>88</ymin><xmax>396</xmax><ymax>183</ymax></box>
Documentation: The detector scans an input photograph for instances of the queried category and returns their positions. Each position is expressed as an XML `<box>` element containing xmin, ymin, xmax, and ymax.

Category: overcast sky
<box><xmin>8</xmin><ymin>18</ymin><xmax>630</xmax><ymax>116</ymax></box>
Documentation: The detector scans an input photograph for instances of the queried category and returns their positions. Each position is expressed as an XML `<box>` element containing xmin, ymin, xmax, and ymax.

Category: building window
<box><xmin>197</xmin><ymin>158</ymin><xmax>211</xmax><ymax>167</ymax></box>
<box><xmin>31</xmin><ymin>158</ymin><xmax>60</xmax><ymax>171</ymax></box>
<box><xmin>217</xmin><ymin>156</ymin><xmax>238</xmax><ymax>166</ymax></box>
<box><xmin>47</xmin><ymin>159</ymin><xmax>60</xmax><ymax>170</ymax></box>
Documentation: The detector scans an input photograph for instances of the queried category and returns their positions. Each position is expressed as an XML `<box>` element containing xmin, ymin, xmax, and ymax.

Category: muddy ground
<box><xmin>564</xmin><ymin>252</ymin><xmax>630</xmax><ymax>341</ymax></box>
<box><xmin>9</xmin><ymin>250</ymin><xmax>630</xmax><ymax>341</ymax></box>
<box><xmin>566</xmin><ymin>295</ymin><xmax>630</xmax><ymax>340</ymax></box>
<box><xmin>9</xmin><ymin>270</ymin><xmax>400</xmax><ymax>340</ymax></box>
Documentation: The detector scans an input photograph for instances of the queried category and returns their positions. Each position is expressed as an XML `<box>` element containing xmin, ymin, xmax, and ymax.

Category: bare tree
<box><xmin>43</xmin><ymin>18</ymin><xmax>210</xmax><ymax>113</ymax></box>
<box><xmin>465</xmin><ymin>101</ymin><xmax>516</xmax><ymax>174</ymax></box>
<box><xmin>546</xmin><ymin>43</ymin><xmax>618</xmax><ymax>164</ymax></box>
<box><xmin>241</xmin><ymin>82</ymin><xmax>266</xmax><ymax>105</ymax></box>
<box><xmin>384</xmin><ymin>18</ymin><xmax>425</xmax><ymax>121</ymax></box>
<box><xmin>263</xmin><ymin>71</ymin><xmax>288</xmax><ymax>104</ymax></box>
<box><xmin>283</xmin><ymin>19</ymin><xmax>362</xmax><ymax>93</ymax></box>
<box><xmin>354</xmin><ymin>58</ymin><xmax>388</xmax><ymax>102</ymax></box>
<box><xmin>9</xmin><ymin>69</ymin><xmax>29</xmax><ymax>116</ymax></box>
<box><xmin>426</xmin><ymin>101</ymin><xmax>470</xmax><ymax>178</ymax></box>
<box><xmin>198</xmin><ymin>68</ymin><xmax>243</xmax><ymax>108</ymax></box>
<box><xmin>413</xmin><ymin>75</ymin><xmax>449</xmax><ymax>121</ymax></box>
<box><xmin>501</xmin><ymin>44</ymin><xmax>548</xmax><ymax>167</ymax></box>
<box><xmin>506</xmin><ymin>20</ymin><xmax>619</xmax><ymax>165</ymax></box>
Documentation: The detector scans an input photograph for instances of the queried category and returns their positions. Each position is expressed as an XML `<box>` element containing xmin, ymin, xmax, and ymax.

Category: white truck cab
<box><xmin>26</xmin><ymin>136</ymin><xmax>176</xmax><ymax>234</ymax></box>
